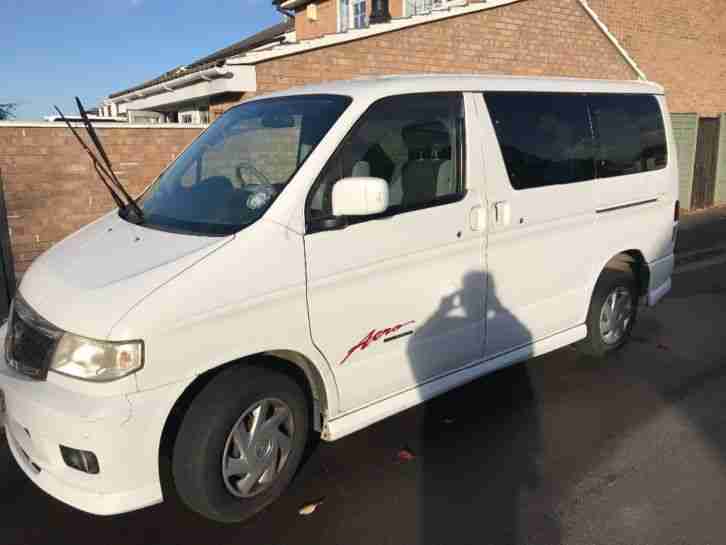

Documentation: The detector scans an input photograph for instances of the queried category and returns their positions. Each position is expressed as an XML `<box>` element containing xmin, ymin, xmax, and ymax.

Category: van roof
<box><xmin>256</xmin><ymin>74</ymin><xmax>665</xmax><ymax>101</ymax></box>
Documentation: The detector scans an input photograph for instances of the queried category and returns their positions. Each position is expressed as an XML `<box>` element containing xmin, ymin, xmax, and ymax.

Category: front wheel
<box><xmin>172</xmin><ymin>364</ymin><xmax>310</xmax><ymax>523</ymax></box>
<box><xmin>577</xmin><ymin>268</ymin><xmax>638</xmax><ymax>358</ymax></box>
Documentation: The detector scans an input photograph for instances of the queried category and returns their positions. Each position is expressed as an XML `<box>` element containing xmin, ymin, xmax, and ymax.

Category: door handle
<box><xmin>493</xmin><ymin>201</ymin><xmax>511</xmax><ymax>226</ymax></box>
<box><xmin>469</xmin><ymin>205</ymin><xmax>486</xmax><ymax>231</ymax></box>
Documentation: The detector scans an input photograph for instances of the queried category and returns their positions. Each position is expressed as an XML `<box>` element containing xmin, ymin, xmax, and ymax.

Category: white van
<box><xmin>0</xmin><ymin>75</ymin><xmax>677</xmax><ymax>523</ymax></box>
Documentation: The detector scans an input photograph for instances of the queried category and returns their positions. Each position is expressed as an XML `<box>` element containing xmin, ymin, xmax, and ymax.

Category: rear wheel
<box><xmin>172</xmin><ymin>364</ymin><xmax>310</xmax><ymax>523</ymax></box>
<box><xmin>577</xmin><ymin>268</ymin><xmax>638</xmax><ymax>358</ymax></box>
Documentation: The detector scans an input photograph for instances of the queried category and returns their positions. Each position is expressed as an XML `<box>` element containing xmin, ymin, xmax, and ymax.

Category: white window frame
<box><xmin>338</xmin><ymin>0</ymin><xmax>349</xmax><ymax>31</ymax></box>
<box><xmin>338</xmin><ymin>0</ymin><xmax>366</xmax><ymax>31</ymax></box>
<box><xmin>404</xmin><ymin>0</ymin><xmax>431</xmax><ymax>16</ymax></box>
<box><xmin>404</xmin><ymin>0</ymin><xmax>461</xmax><ymax>16</ymax></box>
<box><xmin>352</xmin><ymin>0</ymin><xmax>366</xmax><ymax>28</ymax></box>
<box><xmin>179</xmin><ymin>112</ymin><xmax>196</xmax><ymax>124</ymax></box>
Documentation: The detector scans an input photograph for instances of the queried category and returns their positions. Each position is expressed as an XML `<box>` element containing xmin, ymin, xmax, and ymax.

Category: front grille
<box><xmin>5</xmin><ymin>297</ymin><xmax>63</xmax><ymax>381</ymax></box>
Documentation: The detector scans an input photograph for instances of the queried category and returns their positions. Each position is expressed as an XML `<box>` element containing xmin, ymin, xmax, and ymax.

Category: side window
<box><xmin>309</xmin><ymin>93</ymin><xmax>465</xmax><ymax>222</ymax></box>
<box><xmin>485</xmin><ymin>93</ymin><xmax>595</xmax><ymax>190</ymax></box>
<box><xmin>589</xmin><ymin>94</ymin><xmax>667</xmax><ymax>178</ymax></box>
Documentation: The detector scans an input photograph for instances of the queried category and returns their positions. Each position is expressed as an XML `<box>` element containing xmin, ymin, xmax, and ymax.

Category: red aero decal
<box><xmin>339</xmin><ymin>320</ymin><xmax>415</xmax><ymax>365</ymax></box>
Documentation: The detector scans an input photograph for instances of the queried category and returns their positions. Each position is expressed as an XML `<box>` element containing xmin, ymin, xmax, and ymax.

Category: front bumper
<box><xmin>0</xmin><ymin>324</ymin><xmax>193</xmax><ymax>516</ymax></box>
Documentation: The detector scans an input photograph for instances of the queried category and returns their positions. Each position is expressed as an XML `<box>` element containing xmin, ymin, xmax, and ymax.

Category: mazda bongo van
<box><xmin>0</xmin><ymin>75</ymin><xmax>678</xmax><ymax>522</ymax></box>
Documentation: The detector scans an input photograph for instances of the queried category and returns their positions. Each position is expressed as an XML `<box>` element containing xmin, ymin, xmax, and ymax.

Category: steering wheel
<box><xmin>235</xmin><ymin>161</ymin><xmax>271</xmax><ymax>186</ymax></box>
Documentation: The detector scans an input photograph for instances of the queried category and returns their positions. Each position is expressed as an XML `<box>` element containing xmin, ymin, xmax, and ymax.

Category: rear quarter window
<box><xmin>589</xmin><ymin>94</ymin><xmax>667</xmax><ymax>178</ymax></box>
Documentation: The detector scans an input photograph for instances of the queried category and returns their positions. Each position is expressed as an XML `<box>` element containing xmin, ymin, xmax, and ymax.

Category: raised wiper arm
<box><xmin>74</xmin><ymin>97</ymin><xmax>144</xmax><ymax>223</ymax></box>
<box><xmin>53</xmin><ymin>105</ymin><xmax>128</xmax><ymax>212</ymax></box>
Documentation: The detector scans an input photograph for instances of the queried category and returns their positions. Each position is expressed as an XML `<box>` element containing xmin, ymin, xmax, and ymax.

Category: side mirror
<box><xmin>332</xmin><ymin>177</ymin><xmax>389</xmax><ymax>217</ymax></box>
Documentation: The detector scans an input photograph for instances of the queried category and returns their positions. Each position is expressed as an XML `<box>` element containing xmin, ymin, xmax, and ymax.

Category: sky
<box><xmin>1</xmin><ymin>0</ymin><xmax>283</xmax><ymax>120</ymax></box>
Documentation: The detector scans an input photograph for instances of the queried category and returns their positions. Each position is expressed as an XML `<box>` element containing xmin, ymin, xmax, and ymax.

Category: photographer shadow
<box><xmin>406</xmin><ymin>271</ymin><xmax>559</xmax><ymax>545</ymax></box>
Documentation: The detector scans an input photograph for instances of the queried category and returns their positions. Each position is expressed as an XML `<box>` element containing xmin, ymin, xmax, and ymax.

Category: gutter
<box><xmin>577</xmin><ymin>0</ymin><xmax>647</xmax><ymax>80</ymax></box>
<box><xmin>109</xmin><ymin>65</ymin><xmax>233</xmax><ymax>104</ymax></box>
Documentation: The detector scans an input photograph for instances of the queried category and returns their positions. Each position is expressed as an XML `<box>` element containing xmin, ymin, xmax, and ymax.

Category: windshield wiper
<box><xmin>54</xmin><ymin>105</ymin><xmax>128</xmax><ymax>211</ymax></box>
<box><xmin>74</xmin><ymin>97</ymin><xmax>144</xmax><ymax>223</ymax></box>
<box><xmin>53</xmin><ymin>98</ymin><xmax>144</xmax><ymax>224</ymax></box>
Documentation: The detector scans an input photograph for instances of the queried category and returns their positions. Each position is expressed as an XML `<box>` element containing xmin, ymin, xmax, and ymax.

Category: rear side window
<box><xmin>484</xmin><ymin>93</ymin><xmax>595</xmax><ymax>190</ymax></box>
<box><xmin>589</xmin><ymin>94</ymin><xmax>667</xmax><ymax>178</ymax></box>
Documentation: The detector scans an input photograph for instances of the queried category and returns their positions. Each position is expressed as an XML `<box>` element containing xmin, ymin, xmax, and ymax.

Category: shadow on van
<box><xmin>406</xmin><ymin>271</ymin><xmax>560</xmax><ymax>545</ymax></box>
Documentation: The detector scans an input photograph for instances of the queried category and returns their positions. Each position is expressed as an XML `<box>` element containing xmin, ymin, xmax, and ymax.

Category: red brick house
<box><xmin>105</xmin><ymin>0</ymin><xmax>638</xmax><ymax>121</ymax></box>
<box><xmin>103</xmin><ymin>0</ymin><xmax>726</xmax><ymax>210</ymax></box>
<box><xmin>104</xmin><ymin>0</ymin><xmax>726</xmax><ymax>119</ymax></box>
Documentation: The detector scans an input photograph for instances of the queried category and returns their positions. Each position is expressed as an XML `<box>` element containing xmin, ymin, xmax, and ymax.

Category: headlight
<box><xmin>50</xmin><ymin>333</ymin><xmax>143</xmax><ymax>382</ymax></box>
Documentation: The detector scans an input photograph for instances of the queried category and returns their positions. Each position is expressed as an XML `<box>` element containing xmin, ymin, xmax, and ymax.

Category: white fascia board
<box><xmin>113</xmin><ymin>65</ymin><xmax>256</xmax><ymax>112</ymax></box>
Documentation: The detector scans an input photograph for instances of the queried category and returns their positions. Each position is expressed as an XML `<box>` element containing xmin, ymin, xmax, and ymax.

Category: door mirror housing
<box><xmin>332</xmin><ymin>177</ymin><xmax>389</xmax><ymax>217</ymax></box>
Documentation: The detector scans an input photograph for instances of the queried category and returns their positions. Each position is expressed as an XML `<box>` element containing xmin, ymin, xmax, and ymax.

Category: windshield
<box><xmin>136</xmin><ymin>94</ymin><xmax>351</xmax><ymax>235</ymax></box>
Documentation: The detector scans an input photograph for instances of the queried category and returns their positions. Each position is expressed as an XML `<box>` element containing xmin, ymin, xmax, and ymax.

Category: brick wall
<box><xmin>389</xmin><ymin>0</ymin><xmax>403</xmax><ymax>19</ymax></box>
<box><xmin>210</xmin><ymin>92</ymin><xmax>244</xmax><ymax>121</ymax></box>
<box><xmin>0</xmin><ymin>123</ymin><xmax>202</xmax><ymax>275</ymax></box>
<box><xmin>588</xmin><ymin>0</ymin><xmax>726</xmax><ymax>116</ymax></box>
<box><xmin>226</xmin><ymin>0</ymin><xmax>637</xmax><ymax>107</ymax></box>
<box><xmin>295</xmin><ymin>0</ymin><xmax>404</xmax><ymax>41</ymax></box>
<box><xmin>295</xmin><ymin>0</ymin><xmax>339</xmax><ymax>40</ymax></box>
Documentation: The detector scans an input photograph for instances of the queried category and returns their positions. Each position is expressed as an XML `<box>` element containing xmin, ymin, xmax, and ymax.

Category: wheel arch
<box><xmin>586</xmin><ymin>249</ymin><xmax>650</xmax><ymax>317</ymax></box>
<box><xmin>158</xmin><ymin>349</ymin><xmax>333</xmax><ymax>481</ymax></box>
<box><xmin>603</xmin><ymin>249</ymin><xmax>650</xmax><ymax>297</ymax></box>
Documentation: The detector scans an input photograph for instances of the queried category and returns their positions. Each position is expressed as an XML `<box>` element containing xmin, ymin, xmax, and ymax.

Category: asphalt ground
<box><xmin>2</xmin><ymin>207</ymin><xmax>726</xmax><ymax>545</ymax></box>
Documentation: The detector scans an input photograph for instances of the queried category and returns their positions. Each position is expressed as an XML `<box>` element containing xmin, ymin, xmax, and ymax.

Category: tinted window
<box><xmin>589</xmin><ymin>94</ymin><xmax>667</xmax><ymax>178</ymax></box>
<box><xmin>485</xmin><ymin>93</ymin><xmax>595</xmax><ymax>190</ymax></box>
<box><xmin>309</xmin><ymin>93</ymin><xmax>464</xmax><ymax>222</ymax></box>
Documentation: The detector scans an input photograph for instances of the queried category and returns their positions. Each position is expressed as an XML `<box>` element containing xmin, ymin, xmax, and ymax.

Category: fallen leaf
<box><xmin>397</xmin><ymin>447</ymin><xmax>416</xmax><ymax>462</ymax></box>
<box><xmin>299</xmin><ymin>498</ymin><xmax>324</xmax><ymax>516</ymax></box>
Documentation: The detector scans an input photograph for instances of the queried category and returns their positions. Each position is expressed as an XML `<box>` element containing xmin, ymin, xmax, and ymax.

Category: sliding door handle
<box><xmin>493</xmin><ymin>201</ymin><xmax>511</xmax><ymax>226</ymax></box>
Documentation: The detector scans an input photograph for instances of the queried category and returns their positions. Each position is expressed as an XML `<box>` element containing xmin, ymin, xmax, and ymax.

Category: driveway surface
<box><xmin>2</xmin><ymin>207</ymin><xmax>726</xmax><ymax>545</ymax></box>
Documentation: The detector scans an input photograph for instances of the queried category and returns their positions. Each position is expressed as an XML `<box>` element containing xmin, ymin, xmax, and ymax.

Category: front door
<box><xmin>304</xmin><ymin>92</ymin><xmax>486</xmax><ymax>413</ymax></box>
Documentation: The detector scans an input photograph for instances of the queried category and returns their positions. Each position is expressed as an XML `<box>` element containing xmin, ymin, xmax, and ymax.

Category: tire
<box><xmin>577</xmin><ymin>267</ymin><xmax>638</xmax><ymax>358</ymax></box>
<box><xmin>172</xmin><ymin>363</ymin><xmax>310</xmax><ymax>523</ymax></box>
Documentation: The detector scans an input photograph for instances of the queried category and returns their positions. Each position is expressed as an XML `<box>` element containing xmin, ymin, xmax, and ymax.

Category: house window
<box><xmin>339</xmin><ymin>0</ymin><xmax>366</xmax><ymax>31</ymax></box>
<box><xmin>338</xmin><ymin>0</ymin><xmax>349</xmax><ymax>31</ymax></box>
<box><xmin>199</xmin><ymin>104</ymin><xmax>210</xmax><ymax>124</ymax></box>
<box><xmin>352</xmin><ymin>0</ymin><xmax>366</xmax><ymax>28</ymax></box>
<box><xmin>406</xmin><ymin>0</ymin><xmax>432</xmax><ymax>15</ymax></box>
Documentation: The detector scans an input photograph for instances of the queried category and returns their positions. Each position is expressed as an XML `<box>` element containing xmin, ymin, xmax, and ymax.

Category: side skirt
<box><xmin>322</xmin><ymin>324</ymin><xmax>587</xmax><ymax>441</ymax></box>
